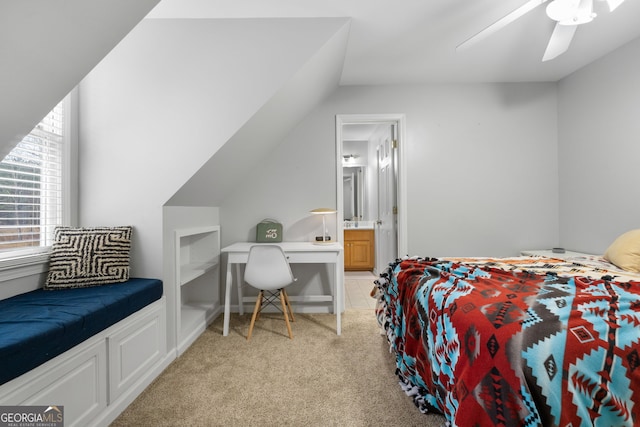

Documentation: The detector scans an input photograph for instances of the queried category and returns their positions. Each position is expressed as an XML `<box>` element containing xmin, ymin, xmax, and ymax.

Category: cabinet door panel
<box><xmin>344</xmin><ymin>229</ymin><xmax>374</xmax><ymax>270</ymax></box>
<box><xmin>350</xmin><ymin>241</ymin><xmax>372</xmax><ymax>267</ymax></box>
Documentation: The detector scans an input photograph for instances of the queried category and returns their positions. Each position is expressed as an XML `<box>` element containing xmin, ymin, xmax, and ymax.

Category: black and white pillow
<box><xmin>45</xmin><ymin>226</ymin><xmax>132</xmax><ymax>289</ymax></box>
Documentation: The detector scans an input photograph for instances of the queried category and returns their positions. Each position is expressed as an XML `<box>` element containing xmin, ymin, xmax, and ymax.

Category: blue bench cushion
<box><xmin>0</xmin><ymin>278</ymin><xmax>163</xmax><ymax>385</ymax></box>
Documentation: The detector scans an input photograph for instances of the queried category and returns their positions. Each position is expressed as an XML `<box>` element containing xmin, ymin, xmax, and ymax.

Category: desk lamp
<box><xmin>310</xmin><ymin>208</ymin><xmax>337</xmax><ymax>244</ymax></box>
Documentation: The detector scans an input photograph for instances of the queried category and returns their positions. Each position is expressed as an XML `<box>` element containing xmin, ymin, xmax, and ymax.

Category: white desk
<box><xmin>221</xmin><ymin>242</ymin><xmax>344</xmax><ymax>336</ymax></box>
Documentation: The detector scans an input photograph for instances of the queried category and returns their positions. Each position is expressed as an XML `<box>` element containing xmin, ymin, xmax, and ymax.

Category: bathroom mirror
<box><xmin>343</xmin><ymin>166</ymin><xmax>365</xmax><ymax>221</ymax></box>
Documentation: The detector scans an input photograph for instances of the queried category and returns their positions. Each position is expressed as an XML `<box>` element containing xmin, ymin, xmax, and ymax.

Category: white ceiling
<box><xmin>147</xmin><ymin>0</ymin><xmax>640</xmax><ymax>84</ymax></box>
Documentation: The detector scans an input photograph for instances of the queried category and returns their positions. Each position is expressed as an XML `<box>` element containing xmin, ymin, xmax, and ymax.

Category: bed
<box><xmin>374</xmin><ymin>239</ymin><xmax>640</xmax><ymax>426</ymax></box>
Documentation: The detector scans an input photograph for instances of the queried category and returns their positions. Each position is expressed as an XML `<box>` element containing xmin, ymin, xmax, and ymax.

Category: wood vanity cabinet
<box><xmin>344</xmin><ymin>229</ymin><xmax>375</xmax><ymax>270</ymax></box>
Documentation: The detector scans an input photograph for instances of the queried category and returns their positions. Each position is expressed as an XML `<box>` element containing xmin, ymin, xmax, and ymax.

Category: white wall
<box><xmin>400</xmin><ymin>83</ymin><xmax>559</xmax><ymax>256</ymax></box>
<box><xmin>78</xmin><ymin>18</ymin><xmax>347</xmax><ymax>279</ymax></box>
<box><xmin>558</xmin><ymin>37</ymin><xmax>640</xmax><ymax>254</ymax></box>
<box><xmin>221</xmin><ymin>82</ymin><xmax>560</xmax><ymax>260</ymax></box>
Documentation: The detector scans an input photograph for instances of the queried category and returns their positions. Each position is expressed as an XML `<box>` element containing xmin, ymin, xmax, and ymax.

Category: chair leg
<box><xmin>247</xmin><ymin>290</ymin><xmax>263</xmax><ymax>341</ymax></box>
<box><xmin>279</xmin><ymin>290</ymin><xmax>293</xmax><ymax>339</ymax></box>
<box><xmin>255</xmin><ymin>292</ymin><xmax>264</xmax><ymax>321</ymax></box>
<box><xmin>283</xmin><ymin>289</ymin><xmax>295</xmax><ymax>322</ymax></box>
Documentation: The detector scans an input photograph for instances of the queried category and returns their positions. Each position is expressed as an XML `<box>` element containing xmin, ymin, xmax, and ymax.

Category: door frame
<box><xmin>335</xmin><ymin>114</ymin><xmax>407</xmax><ymax>269</ymax></box>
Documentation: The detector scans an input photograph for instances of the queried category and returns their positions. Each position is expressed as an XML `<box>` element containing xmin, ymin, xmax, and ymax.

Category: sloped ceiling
<box><xmin>166</xmin><ymin>19</ymin><xmax>350</xmax><ymax>206</ymax></box>
<box><xmin>0</xmin><ymin>0</ymin><xmax>160</xmax><ymax>158</ymax></box>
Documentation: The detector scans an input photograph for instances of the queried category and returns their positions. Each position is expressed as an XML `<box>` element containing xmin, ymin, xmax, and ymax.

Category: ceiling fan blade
<box><xmin>457</xmin><ymin>0</ymin><xmax>550</xmax><ymax>51</ymax></box>
<box><xmin>604</xmin><ymin>0</ymin><xmax>624</xmax><ymax>11</ymax></box>
<box><xmin>542</xmin><ymin>22</ymin><xmax>577</xmax><ymax>61</ymax></box>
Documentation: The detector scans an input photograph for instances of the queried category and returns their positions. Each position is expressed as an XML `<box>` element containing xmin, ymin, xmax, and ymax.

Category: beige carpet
<box><xmin>111</xmin><ymin>309</ymin><xmax>446</xmax><ymax>426</ymax></box>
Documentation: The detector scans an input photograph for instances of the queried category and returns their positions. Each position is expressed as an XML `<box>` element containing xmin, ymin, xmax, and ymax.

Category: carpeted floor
<box><xmin>110</xmin><ymin>309</ymin><xmax>446</xmax><ymax>426</ymax></box>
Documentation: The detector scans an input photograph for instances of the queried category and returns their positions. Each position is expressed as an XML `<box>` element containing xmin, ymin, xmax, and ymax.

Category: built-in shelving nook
<box><xmin>175</xmin><ymin>225</ymin><xmax>220</xmax><ymax>355</ymax></box>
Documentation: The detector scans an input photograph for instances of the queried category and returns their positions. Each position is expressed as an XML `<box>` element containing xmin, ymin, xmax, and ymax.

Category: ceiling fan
<box><xmin>457</xmin><ymin>0</ymin><xmax>625</xmax><ymax>61</ymax></box>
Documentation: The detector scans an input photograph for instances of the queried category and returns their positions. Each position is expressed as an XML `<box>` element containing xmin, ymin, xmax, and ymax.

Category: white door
<box><xmin>375</xmin><ymin>125</ymin><xmax>397</xmax><ymax>272</ymax></box>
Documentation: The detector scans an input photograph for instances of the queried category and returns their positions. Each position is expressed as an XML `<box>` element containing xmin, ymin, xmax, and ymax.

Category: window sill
<box><xmin>0</xmin><ymin>251</ymin><xmax>50</xmax><ymax>283</ymax></box>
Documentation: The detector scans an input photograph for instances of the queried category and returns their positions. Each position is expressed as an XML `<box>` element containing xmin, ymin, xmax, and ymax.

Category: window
<box><xmin>0</xmin><ymin>95</ymin><xmax>71</xmax><ymax>258</ymax></box>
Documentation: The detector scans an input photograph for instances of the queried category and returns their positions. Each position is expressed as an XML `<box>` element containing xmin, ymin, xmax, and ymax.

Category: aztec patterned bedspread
<box><xmin>374</xmin><ymin>255</ymin><xmax>640</xmax><ymax>427</ymax></box>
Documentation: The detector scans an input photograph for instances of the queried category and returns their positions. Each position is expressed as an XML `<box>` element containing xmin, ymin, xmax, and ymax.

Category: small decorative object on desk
<box><xmin>256</xmin><ymin>219</ymin><xmax>283</xmax><ymax>243</ymax></box>
<box><xmin>552</xmin><ymin>247</ymin><xmax>565</xmax><ymax>254</ymax></box>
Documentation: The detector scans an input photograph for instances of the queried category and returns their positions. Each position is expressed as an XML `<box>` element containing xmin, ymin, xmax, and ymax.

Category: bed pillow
<box><xmin>603</xmin><ymin>229</ymin><xmax>640</xmax><ymax>273</ymax></box>
<box><xmin>45</xmin><ymin>226</ymin><xmax>132</xmax><ymax>289</ymax></box>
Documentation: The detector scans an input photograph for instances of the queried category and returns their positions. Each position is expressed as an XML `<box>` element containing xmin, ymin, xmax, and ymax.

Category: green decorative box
<box><xmin>256</xmin><ymin>219</ymin><xmax>283</xmax><ymax>243</ymax></box>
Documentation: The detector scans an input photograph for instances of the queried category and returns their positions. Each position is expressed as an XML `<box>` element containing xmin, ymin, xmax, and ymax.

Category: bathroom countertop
<box><xmin>343</xmin><ymin>221</ymin><xmax>374</xmax><ymax>230</ymax></box>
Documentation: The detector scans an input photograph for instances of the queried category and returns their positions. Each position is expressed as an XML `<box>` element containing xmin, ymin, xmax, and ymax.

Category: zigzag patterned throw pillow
<box><xmin>45</xmin><ymin>226</ymin><xmax>132</xmax><ymax>289</ymax></box>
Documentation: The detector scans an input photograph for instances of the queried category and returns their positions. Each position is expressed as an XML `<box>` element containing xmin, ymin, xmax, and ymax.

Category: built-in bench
<box><xmin>0</xmin><ymin>278</ymin><xmax>168</xmax><ymax>427</ymax></box>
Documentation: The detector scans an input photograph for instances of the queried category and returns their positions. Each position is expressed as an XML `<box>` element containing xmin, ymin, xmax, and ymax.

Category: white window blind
<box><xmin>0</xmin><ymin>101</ymin><xmax>64</xmax><ymax>253</ymax></box>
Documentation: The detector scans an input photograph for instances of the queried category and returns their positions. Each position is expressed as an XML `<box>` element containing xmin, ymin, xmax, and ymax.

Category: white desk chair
<box><xmin>244</xmin><ymin>245</ymin><xmax>297</xmax><ymax>340</ymax></box>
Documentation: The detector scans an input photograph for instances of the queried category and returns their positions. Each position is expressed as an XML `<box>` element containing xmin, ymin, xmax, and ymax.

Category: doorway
<box><xmin>335</xmin><ymin>114</ymin><xmax>407</xmax><ymax>275</ymax></box>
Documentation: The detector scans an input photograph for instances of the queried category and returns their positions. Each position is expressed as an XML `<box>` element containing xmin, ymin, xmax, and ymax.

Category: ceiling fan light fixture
<box><xmin>547</xmin><ymin>0</ymin><xmax>596</xmax><ymax>24</ymax></box>
<box><xmin>547</xmin><ymin>0</ymin><xmax>580</xmax><ymax>21</ymax></box>
<box><xmin>457</xmin><ymin>0</ymin><xmax>625</xmax><ymax>61</ymax></box>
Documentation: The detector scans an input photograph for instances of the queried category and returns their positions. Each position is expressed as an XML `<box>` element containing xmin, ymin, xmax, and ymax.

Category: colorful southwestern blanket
<box><xmin>374</xmin><ymin>256</ymin><xmax>640</xmax><ymax>427</ymax></box>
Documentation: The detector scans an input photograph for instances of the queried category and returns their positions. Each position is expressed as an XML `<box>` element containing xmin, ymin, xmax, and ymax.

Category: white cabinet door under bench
<box><xmin>0</xmin><ymin>297</ymin><xmax>168</xmax><ymax>427</ymax></box>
